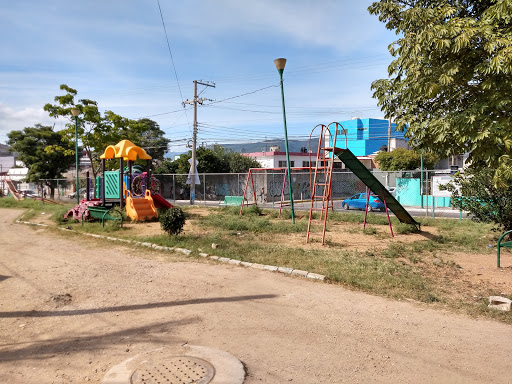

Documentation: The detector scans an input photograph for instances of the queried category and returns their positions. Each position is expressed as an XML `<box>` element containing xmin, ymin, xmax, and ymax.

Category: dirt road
<box><xmin>1</xmin><ymin>208</ymin><xmax>512</xmax><ymax>383</ymax></box>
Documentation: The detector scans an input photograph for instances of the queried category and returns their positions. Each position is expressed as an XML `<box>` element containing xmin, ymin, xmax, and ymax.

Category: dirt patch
<box><xmin>53</xmin><ymin>206</ymin><xmax>512</xmax><ymax>297</ymax></box>
<box><xmin>447</xmin><ymin>250</ymin><xmax>512</xmax><ymax>293</ymax></box>
<box><xmin>3</xmin><ymin>208</ymin><xmax>512</xmax><ymax>384</ymax></box>
<box><xmin>270</xmin><ymin>221</ymin><xmax>439</xmax><ymax>251</ymax></box>
<box><xmin>48</xmin><ymin>293</ymin><xmax>73</xmax><ymax>307</ymax></box>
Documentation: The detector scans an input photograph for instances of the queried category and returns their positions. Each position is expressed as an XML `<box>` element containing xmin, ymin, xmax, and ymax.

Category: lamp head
<box><xmin>274</xmin><ymin>58</ymin><xmax>286</xmax><ymax>76</ymax></box>
<box><xmin>70</xmin><ymin>108</ymin><xmax>80</xmax><ymax>117</ymax></box>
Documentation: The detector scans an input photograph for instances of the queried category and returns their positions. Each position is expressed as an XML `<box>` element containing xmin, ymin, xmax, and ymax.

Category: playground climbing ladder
<box><xmin>306</xmin><ymin>123</ymin><xmax>339</xmax><ymax>244</ymax></box>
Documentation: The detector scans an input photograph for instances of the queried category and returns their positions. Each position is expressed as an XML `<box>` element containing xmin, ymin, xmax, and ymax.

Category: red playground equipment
<box><xmin>240</xmin><ymin>122</ymin><xmax>420</xmax><ymax>245</ymax></box>
<box><xmin>306</xmin><ymin>122</ymin><xmax>420</xmax><ymax>244</ymax></box>
<box><xmin>65</xmin><ymin>139</ymin><xmax>174</xmax><ymax>225</ymax></box>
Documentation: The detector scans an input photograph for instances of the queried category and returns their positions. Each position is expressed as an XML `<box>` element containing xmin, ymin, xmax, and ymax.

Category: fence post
<box><xmin>425</xmin><ymin>178</ymin><xmax>429</xmax><ymax>217</ymax></box>
<box><xmin>172</xmin><ymin>174</ymin><xmax>175</xmax><ymax>201</ymax></box>
<box><xmin>272</xmin><ymin>171</ymin><xmax>275</xmax><ymax>206</ymax></box>
<box><xmin>203</xmin><ymin>174</ymin><xmax>206</xmax><ymax>206</ymax></box>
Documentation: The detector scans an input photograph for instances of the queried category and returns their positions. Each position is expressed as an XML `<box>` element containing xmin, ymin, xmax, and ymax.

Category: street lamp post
<box><xmin>274</xmin><ymin>58</ymin><xmax>295</xmax><ymax>224</ymax></box>
<box><xmin>70</xmin><ymin>108</ymin><xmax>80</xmax><ymax>205</ymax></box>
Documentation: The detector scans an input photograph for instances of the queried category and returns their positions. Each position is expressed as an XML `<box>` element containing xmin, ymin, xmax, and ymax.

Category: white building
<box><xmin>242</xmin><ymin>147</ymin><xmax>318</xmax><ymax>169</ymax></box>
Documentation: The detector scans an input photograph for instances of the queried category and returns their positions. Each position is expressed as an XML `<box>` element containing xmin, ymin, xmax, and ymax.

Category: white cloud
<box><xmin>166</xmin><ymin>0</ymin><xmax>390</xmax><ymax>54</ymax></box>
<box><xmin>0</xmin><ymin>0</ymin><xmax>394</xmax><ymax>149</ymax></box>
<box><xmin>0</xmin><ymin>104</ymin><xmax>68</xmax><ymax>144</ymax></box>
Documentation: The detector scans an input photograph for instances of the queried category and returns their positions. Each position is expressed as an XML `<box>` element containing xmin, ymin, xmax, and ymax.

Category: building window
<box><xmin>278</xmin><ymin>160</ymin><xmax>294</xmax><ymax>167</ymax></box>
<box><xmin>302</xmin><ymin>161</ymin><xmax>316</xmax><ymax>167</ymax></box>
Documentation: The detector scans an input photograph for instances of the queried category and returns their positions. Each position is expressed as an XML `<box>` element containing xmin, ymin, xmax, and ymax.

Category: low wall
<box><xmin>395</xmin><ymin>178</ymin><xmax>452</xmax><ymax>207</ymax></box>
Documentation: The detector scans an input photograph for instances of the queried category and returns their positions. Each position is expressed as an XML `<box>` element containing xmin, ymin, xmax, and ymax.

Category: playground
<box><xmin>12</xmin><ymin>196</ymin><xmax>512</xmax><ymax>312</ymax></box>
<box><xmin>3</xmin><ymin>127</ymin><xmax>511</xmax><ymax>309</ymax></box>
<box><xmin>2</xmin><ymin>127</ymin><xmax>512</xmax><ymax>382</ymax></box>
<box><xmin>2</xmin><ymin>207</ymin><xmax>512</xmax><ymax>383</ymax></box>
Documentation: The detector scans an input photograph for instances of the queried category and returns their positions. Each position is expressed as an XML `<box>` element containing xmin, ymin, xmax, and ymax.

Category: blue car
<box><xmin>342</xmin><ymin>193</ymin><xmax>385</xmax><ymax>212</ymax></box>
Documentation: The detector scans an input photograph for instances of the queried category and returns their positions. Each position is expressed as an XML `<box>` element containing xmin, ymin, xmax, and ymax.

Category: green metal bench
<box><xmin>497</xmin><ymin>230</ymin><xmax>512</xmax><ymax>267</ymax></box>
<box><xmin>219</xmin><ymin>196</ymin><xmax>245</xmax><ymax>206</ymax></box>
<box><xmin>82</xmin><ymin>206</ymin><xmax>123</xmax><ymax>228</ymax></box>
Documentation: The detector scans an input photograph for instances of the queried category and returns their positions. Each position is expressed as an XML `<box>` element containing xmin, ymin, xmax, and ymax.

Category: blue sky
<box><xmin>0</xmin><ymin>0</ymin><xmax>398</xmax><ymax>153</ymax></box>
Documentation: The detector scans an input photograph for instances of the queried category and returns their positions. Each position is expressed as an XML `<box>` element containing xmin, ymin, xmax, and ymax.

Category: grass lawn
<box><xmin>2</xmin><ymin>197</ymin><xmax>511</xmax><ymax>323</ymax></box>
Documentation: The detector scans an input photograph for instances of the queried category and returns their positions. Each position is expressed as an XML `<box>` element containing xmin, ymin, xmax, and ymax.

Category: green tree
<box><xmin>154</xmin><ymin>145</ymin><xmax>260</xmax><ymax>174</ymax></box>
<box><xmin>7</xmin><ymin>124</ymin><xmax>75</xmax><ymax>198</ymax></box>
<box><xmin>44</xmin><ymin>85</ymin><xmax>169</xmax><ymax>178</ymax></box>
<box><xmin>375</xmin><ymin>148</ymin><xmax>438</xmax><ymax>170</ymax></box>
<box><xmin>444</xmin><ymin>167</ymin><xmax>512</xmax><ymax>231</ymax></box>
<box><xmin>126</xmin><ymin>118</ymin><xmax>170</xmax><ymax>162</ymax></box>
<box><xmin>369</xmin><ymin>0</ymin><xmax>512</xmax><ymax>184</ymax></box>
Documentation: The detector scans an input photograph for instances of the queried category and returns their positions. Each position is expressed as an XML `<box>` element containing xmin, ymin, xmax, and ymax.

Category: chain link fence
<box><xmin>24</xmin><ymin>169</ymin><xmax>460</xmax><ymax>216</ymax></box>
<box><xmin>151</xmin><ymin>169</ymin><xmax>456</xmax><ymax>209</ymax></box>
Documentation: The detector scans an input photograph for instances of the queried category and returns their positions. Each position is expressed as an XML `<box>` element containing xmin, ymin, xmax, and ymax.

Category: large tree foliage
<box><xmin>128</xmin><ymin>118</ymin><xmax>169</xmax><ymax>161</ymax></box>
<box><xmin>444</xmin><ymin>167</ymin><xmax>512</xmax><ymax>231</ymax></box>
<box><xmin>44</xmin><ymin>85</ymin><xmax>169</xmax><ymax>178</ymax></box>
<box><xmin>369</xmin><ymin>0</ymin><xmax>512</xmax><ymax>183</ymax></box>
<box><xmin>155</xmin><ymin>145</ymin><xmax>260</xmax><ymax>174</ymax></box>
<box><xmin>7</xmin><ymin>124</ymin><xmax>75</xmax><ymax>198</ymax></box>
<box><xmin>375</xmin><ymin>148</ymin><xmax>438</xmax><ymax>170</ymax></box>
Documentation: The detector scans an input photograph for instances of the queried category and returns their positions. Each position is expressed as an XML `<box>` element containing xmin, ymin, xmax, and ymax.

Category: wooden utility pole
<box><xmin>183</xmin><ymin>80</ymin><xmax>215</xmax><ymax>205</ymax></box>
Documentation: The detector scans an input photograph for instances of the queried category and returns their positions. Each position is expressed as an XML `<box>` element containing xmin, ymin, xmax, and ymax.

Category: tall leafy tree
<box><xmin>44</xmin><ymin>85</ymin><xmax>169</xmax><ymax>177</ymax></box>
<box><xmin>7</xmin><ymin>124</ymin><xmax>75</xmax><ymax>198</ymax></box>
<box><xmin>369</xmin><ymin>0</ymin><xmax>512</xmax><ymax>184</ymax></box>
<box><xmin>125</xmin><ymin>118</ymin><xmax>170</xmax><ymax>162</ymax></box>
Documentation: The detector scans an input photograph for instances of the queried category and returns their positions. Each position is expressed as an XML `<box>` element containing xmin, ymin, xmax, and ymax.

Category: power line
<box><xmin>140</xmin><ymin>107</ymin><xmax>193</xmax><ymax>118</ymax></box>
<box><xmin>206</xmin><ymin>84</ymin><xmax>279</xmax><ymax>105</ymax></box>
<box><xmin>156</xmin><ymin>0</ymin><xmax>190</xmax><ymax>132</ymax></box>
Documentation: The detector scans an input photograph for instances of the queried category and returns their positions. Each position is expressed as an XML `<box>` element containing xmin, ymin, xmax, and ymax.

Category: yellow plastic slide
<box><xmin>125</xmin><ymin>190</ymin><xmax>158</xmax><ymax>221</ymax></box>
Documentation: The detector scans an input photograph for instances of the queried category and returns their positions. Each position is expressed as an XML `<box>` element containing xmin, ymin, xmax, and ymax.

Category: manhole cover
<box><xmin>130</xmin><ymin>355</ymin><xmax>215</xmax><ymax>384</ymax></box>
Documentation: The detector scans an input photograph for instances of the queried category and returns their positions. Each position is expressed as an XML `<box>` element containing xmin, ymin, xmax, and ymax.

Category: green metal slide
<box><xmin>333</xmin><ymin>148</ymin><xmax>421</xmax><ymax>230</ymax></box>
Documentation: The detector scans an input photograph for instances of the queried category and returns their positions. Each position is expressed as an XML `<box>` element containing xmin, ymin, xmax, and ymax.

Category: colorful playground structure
<box><xmin>65</xmin><ymin>140</ymin><xmax>174</xmax><ymax>225</ymax></box>
<box><xmin>240</xmin><ymin>122</ymin><xmax>420</xmax><ymax>244</ymax></box>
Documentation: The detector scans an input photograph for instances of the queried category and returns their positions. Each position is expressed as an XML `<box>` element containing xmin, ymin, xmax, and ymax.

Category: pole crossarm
<box><xmin>186</xmin><ymin>80</ymin><xmax>215</xmax><ymax>205</ymax></box>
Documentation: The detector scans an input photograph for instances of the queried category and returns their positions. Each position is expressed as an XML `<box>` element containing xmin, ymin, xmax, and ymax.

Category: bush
<box><xmin>242</xmin><ymin>205</ymin><xmax>262</xmax><ymax>216</ymax></box>
<box><xmin>444</xmin><ymin>168</ymin><xmax>512</xmax><ymax>231</ymax></box>
<box><xmin>160</xmin><ymin>207</ymin><xmax>186</xmax><ymax>235</ymax></box>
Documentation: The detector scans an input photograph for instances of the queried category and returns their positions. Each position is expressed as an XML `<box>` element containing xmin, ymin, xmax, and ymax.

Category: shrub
<box><xmin>444</xmin><ymin>168</ymin><xmax>512</xmax><ymax>231</ymax></box>
<box><xmin>160</xmin><ymin>207</ymin><xmax>186</xmax><ymax>235</ymax></box>
<box><xmin>243</xmin><ymin>205</ymin><xmax>262</xmax><ymax>216</ymax></box>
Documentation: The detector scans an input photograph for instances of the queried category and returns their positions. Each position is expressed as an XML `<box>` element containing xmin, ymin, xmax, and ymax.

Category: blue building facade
<box><xmin>333</xmin><ymin>118</ymin><xmax>406</xmax><ymax>156</ymax></box>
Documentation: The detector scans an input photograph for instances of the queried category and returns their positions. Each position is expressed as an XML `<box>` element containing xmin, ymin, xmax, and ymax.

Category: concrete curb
<box><xmin>20</xmin><ymin>220</ymin><xmax>326</xmax><ymax>282</ymax></box>
<box><xmin>16</xmin><ymin>220</ymin><xmax>49</xmax><ymax>227</ymax></box>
